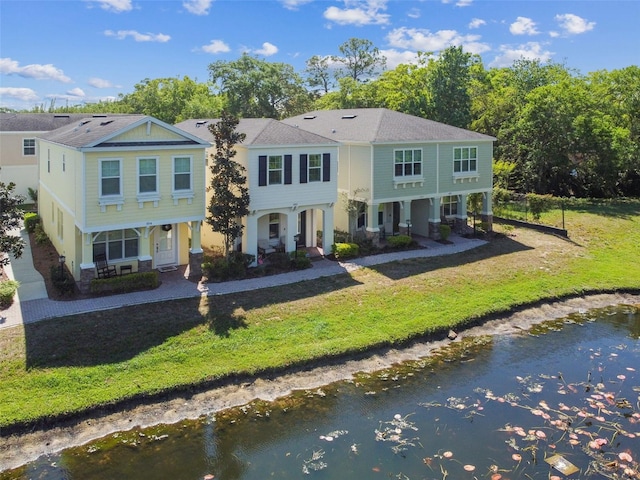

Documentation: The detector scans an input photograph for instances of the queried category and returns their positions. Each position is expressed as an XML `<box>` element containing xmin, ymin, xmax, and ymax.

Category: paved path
<box><xmin>0</xmin><ymin>229</ymin><xmax>486</xmax><ymax>330</ymax></box>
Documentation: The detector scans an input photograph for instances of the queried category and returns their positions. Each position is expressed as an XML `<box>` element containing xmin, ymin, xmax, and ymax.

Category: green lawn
<box><xmin>1</xmin><ymin>199</ymin><xmax>639</xmax><ymax>429</ymax></box>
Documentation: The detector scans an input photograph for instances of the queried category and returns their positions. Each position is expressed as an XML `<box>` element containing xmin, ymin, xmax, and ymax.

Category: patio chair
<box><xmin>258</xmin><ymin>239</ymin><xmax>276</xmax><ymax>256</ymax></box>
<box><xmin>95</xmin><ymin>253</ymin><xmax>117</xmax><ymax>278</ymax></box>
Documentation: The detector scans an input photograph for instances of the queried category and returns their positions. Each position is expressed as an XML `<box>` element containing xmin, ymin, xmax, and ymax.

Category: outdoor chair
<box><xmin>95</xmin><ymin>253</ymin><xmax>117</xmax><ymax>278</ymax></box>
<box><xmin>258</xmin><ymin>239</ymin><xmax>276</xmax><ymax>256</ymax></box>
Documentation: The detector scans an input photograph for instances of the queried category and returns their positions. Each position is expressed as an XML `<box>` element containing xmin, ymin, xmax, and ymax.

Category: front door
<box><xmin>154</xmin><ymin>225</ymin><xmax>177</xmax><ymax>267</ymax></box>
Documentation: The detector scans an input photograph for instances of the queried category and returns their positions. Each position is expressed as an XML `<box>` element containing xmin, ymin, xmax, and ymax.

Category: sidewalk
<box><xmin>0</xmin><ymin>229</ymin><xmax>486</xmax><ymax>330</ymax></box>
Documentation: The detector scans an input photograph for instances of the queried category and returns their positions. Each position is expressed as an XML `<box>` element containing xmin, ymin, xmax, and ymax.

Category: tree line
<box><xmin>14</xmin><ymin>38</ymin><xmax>640</xmax><ymax>198</ymax></box>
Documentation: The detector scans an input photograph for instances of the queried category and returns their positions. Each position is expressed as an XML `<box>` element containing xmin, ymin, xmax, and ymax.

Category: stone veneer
<box><xmin>188</xmin><ymin>251</ymin><xmax>203</xmax><ymax>279</ymax></box>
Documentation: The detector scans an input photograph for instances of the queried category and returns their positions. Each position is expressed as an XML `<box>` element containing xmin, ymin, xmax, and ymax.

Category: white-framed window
<box><xmin>268</xmin><ymin>155</ymin><xmax>283</xmax><ymax>185</ymax></box>
<box><xmin>93</xmin><ymin>229</ymin><xmax>139</xmax><ymax>261</ymax></box>
<box><xmin>269</xmin><ymin>213</ymin><xmax>280</xmax><ymax>239</ymax></box>
<box><xmin>138</xmin><ymin>157</ymin><xmax>158</xmax><ymax>194</ymax></box>
<box><xmin>308</xmin><ymin>154</ymin><xmax>322</xmax><ymax>182</ymax></box>
<box><xmin>453</xmin><ymin>147</ymin><xmax>478</xmax><ymax>174</ymax></box>
<box><xmin>23</xmin><ymin>138</ymin><xmax>36</xmax><ymax>156</ymax></box>
<box><xmin>394</xmin><ymin>149</ymin><xmax>422</xmax><ymax>177</ymax></box>
<box><xmin>172</xmin><ymin>156</ymin><xmax>194</xmax><ymax>204</ymax></box>
<box><xmin>441</xmin><ymin>196</ymin><xmax>458</xmax><ymax>217</ymax></box>
<box><xmin>100</xmin><ymin>159</ymin><xmax>121</xmax><ymax>197</ymax></box>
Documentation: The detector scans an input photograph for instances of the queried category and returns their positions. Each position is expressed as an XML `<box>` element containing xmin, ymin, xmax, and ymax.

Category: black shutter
<box><xmin>300</xmin><ymin>154</ymin><xmax>308</xmax><ymax>184</ymax></box>
<box><xmin>258</xmin><ymin>155</ymin><xmax>267</xmax><ymax>186</ymax></box>
<box><xmin>284</xmin><ymin>154</ymin><xmax>292</xmax><ymax>185</ymax></box>
<box><xmin>322</xmin><ymin>153</ymin><xmax>331</xmax><ymax>182</ymax></box>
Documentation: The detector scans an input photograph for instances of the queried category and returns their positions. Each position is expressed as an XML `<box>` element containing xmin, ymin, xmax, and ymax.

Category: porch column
<box><xmin>428</xmin><ymin>197</ymin><xmax>442</xmax><ymax>240</ymax></box>
<box><xmin>481</xmin><ymin>191</ymin><xmax>493</xmax><ymax>231</ymax></box>
<box><xmin>78</xmin><ymin>232</ymin><xmax>96</xmax><ymax>294</ymax></box>
<box><xmin>399</xmin><ymin>200</ymin><xmax>412</xmax><ymax>235</ymax></box>
<box><xmin>244</xmin><ymin>213</ymin><xmax>258</xmax><ymax>265</ymax></box>
<box><xmin>455</xmin><ymin>194</ymin><xmax>468</xmax><ymax>234</ymax></box>
<box><xmin>365</xmin><ymin>202</ymin><xmax>380</xmax><ymax>246</ymax></box>
<box><xmin>308</xmin><ymin>209</ymin><xmax>318</xmax><ymax>248</ymax></box>
<box><xmin>138</xmin><ymin>226</ymin><xmax>153</xmax><ymax>272</ymax></box>
<box><xmin>322</xmin><ymin>206</ymin><xmax>334</xmax><ymax>255</ymax></box>
<box><xmin>188</xmin><ymin>220</ymin><xmax>203</xmax><ymax>279</ymax></box>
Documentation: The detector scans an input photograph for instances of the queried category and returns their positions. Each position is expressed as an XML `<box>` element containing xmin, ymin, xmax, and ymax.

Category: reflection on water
<box><xmin>3</xmin><ymin>305</ymin><xmax>639</xmax><ymax>480</ymax></box>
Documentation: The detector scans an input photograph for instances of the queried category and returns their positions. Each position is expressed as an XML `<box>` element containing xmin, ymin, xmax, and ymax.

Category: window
<box><xmin>308</xmin><ymin>154</ymin><xmax>322</xmax><ymax>182</ymax></box>
<box><xmin>100</xmin><ymin>159</ymin><xmax>121</xmax><ymax>196</ymax></box>
<box><xmin>441</xmin><ymin>196</ymin><xmax>458</xmax><ymax>217</ymax></box>
<box><xmin>138</xmin><ymin>157</ymin><xmax>158</xmax><ymax>194</ymax></box>
<box><xmin>394</xmin><ymin>149</ymin><xmax>422</xmax><ymax>177</ymax></box>
<box><xmin>173</xmin><ymin>156</ymin><xmax>192</xmax><ymax>191</ymax></box>
<box><xmin>453</xmin><ymin>147</ymin><xmax>478</xmax><ymax>174</ymax></box>
<box><xmin>23</xmin><ymin>138</ymin><xmax>36</xmax><ymax>156</ymax></box>
<box><xmin>93</xmin><ymin>229</ymin><xmax>139</xmax><ymax>261</ymax></box>
<box><xmin>269</xmin><ymin>213</ymin><xmax>280</xmax><ymax>239</ymax></box>
<box><xmin>268</xmin><ymin>155</ymin><xmax>283</xmax><ymax>185</ymax></box>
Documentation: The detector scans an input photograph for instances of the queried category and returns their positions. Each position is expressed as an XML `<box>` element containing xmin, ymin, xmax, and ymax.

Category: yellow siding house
<box><xmin>37</xmin><ymin>115</ymin><xmax>210</xmax><ymax>293</ymax></box>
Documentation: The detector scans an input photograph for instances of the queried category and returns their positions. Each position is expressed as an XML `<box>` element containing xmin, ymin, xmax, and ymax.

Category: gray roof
<box><xmin>0</xmin><ymin>113</ymin><xmax>89</xmax><ymax>132</ymax></box>
<box><xmin>39</xmin><ymin>114</ymin><xmax>209</xmax><ymax>149</ymax></box>
<box><xmin>283</xmin><ymin>108</ymin><xmax>496</xmax><ymax>143</ymax></box>
<box><xmin>175</xmin><ymin>118</ymin><xmax>338</xmax><ymax>147</ymax></box>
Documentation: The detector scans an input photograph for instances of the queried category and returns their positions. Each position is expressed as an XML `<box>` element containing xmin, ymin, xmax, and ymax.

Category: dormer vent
<box><xmin>303</xmin><ymin>115</ymin><xmax>316</xmax><ymax>120</ymax></box>
<box><xmin>196</xmin><ymin>120</ymin><xmax>208</xmax><ymax>127</ymax></box>
<box><xmin>341</xmin><ymin>114</ymin><xmax>357</xmax><ymax>119</ymax></box>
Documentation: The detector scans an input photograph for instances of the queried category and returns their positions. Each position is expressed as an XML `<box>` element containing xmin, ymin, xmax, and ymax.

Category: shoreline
<box><xmin>1</xmin><ymin>291</ymin><xmax>639</xmax><ymax>472</ymax></box>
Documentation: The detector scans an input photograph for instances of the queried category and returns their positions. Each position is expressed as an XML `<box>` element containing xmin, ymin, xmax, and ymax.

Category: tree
<box><xmin>205</xmin><ymin>112</ymin><xmax>250</xmax><ymax>258</ymax></box>
<box><xmin>332</xmin><ymin>38</ymin><xmax>386</xmax><ymax>82</ymax></box>
<box><xmin>305</xmin><ymin>55</ymin><xmax>334</xmax><ymax>94</ymax></box>
<box><xmin>209</xmin><ymin>54</ymin><xmax>312</xmax><ymax>119</ymax></box>
<box><xmin>0</xmin><ymin>182</ymin><xmax>25</xmax><ymax>268</ymax></box>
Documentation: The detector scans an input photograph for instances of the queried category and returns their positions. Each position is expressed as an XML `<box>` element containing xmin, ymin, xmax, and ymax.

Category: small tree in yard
<box><xmin>206</xmin><ymin>112</ymin><xmax>250</xmax><ymax>258</ymax></box>
<box><xmin>1</xmin><ymin>182</ymin><xmax>25</xmax><ymax>268</ymax></box>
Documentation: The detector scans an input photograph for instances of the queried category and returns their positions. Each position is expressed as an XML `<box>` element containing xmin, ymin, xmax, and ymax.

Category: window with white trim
<box><xmin>100</xmin><ymin>159</ymin><xmax>121</xmax><ymax>196</ymax></box>
<box><xmin>441</xmin><ymin>196</ymin><xmax>458</xmax><ymax>217</ymax></box>
<box><xmin>23</xmin><ymin>138</ymin><xmax>35</xmax><ymax>156</ymax></box>
<box><xmin>93</xmin><ymin>229</ymin><xmax>139</xmax><ymax>261</ymax></box>
<box><xmin>268</xmin><ymin>155</ymin><xmax>283</xmax><ymax>185</ymax></box>
<box><xmin>394</xmin><ymin>149</ymin><xmax>422</xmax><ymax>177</ymax></box>
<box><xmin>308</xmin><ymin>154</ymin><xmax>322</xmax><ymax>182</ymax></box>
<box><xmin>173</xmin><ymin>156</ymin><xmax>192</xmax><ymax>191</ymax></box>
<box><xmin>57</xmin><ymin>208</ymin><xmax>63</xmax><ymax>240</ymax></box>
<box><xmin>269</xmin><ymin>213</ymin><xmax>280</xmax><ymax>239</ymax></box>
<box><xmin>453</xmin><ymin>147</ymin><xmax>477</xmax><ymax>174</ymax></box>
<box><xmin>138</xmin><ymin>157</ymin><xmax>158</xmax><ymax>194</ymax></box>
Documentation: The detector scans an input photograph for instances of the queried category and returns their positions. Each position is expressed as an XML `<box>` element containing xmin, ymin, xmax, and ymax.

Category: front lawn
<box><xmin>1</xmin><ymin>199</ymin><xmax>639</xmax><ymax>429</ymax></box>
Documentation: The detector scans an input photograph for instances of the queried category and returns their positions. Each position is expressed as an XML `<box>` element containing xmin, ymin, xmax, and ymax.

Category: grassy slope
<box><xmin>1</xmin><ymin>200</ymin><xmax>639</xmax><ymax>428</ymax></box>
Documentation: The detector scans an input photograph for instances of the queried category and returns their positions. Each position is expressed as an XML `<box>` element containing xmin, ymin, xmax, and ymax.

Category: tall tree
<box><xmin>206</xmin><ymin>112</ymin><xmax>250</xmax><ymax>258</ymax></box>
<box><xmin>332</xmin><ymin>38</ymin><xmax>386</xmax><ymax>82</ymax></box>
<box><xmin>209</xmin><ymin>54</ymin><xmax>312</xmax><ymax>119</ymax></box>
<box><xmin>0</xmin><ymin>182</ymin><xmax>25</xmax><ymax>267</ymax></box>
<box><xmin>304</xmin><ymin>55</ymin><xmax>334</xmax><ymax>94</ymax></box>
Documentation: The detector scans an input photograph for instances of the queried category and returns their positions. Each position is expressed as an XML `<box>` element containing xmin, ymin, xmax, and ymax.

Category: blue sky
<box><xmin>1</xmin><ymin>0</ymin><xmax>639</xmax><ymax>111</ymax></box>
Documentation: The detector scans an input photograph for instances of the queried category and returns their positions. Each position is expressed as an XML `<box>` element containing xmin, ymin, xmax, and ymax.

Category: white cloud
<box><xmin>279</xmin><ymin>0</ymin><xmax>313</xmax><ymax>10</ymax></box>
<box><xmin>254</xmin><ymin>42</ymin><xmax>279</xmax><ymax>56</ymax></box>
<box><xmin>555</xmin><ymin>13</ymin><xmax>595</xmax><ymax>35</ymax></box>
<box><xmin>490</xmin><ymin>42</ymin><xmax>554</xmax><ymax>67</ymax></box>
<box><xmin>183</xmin><ymin>0</ymin><xmax>213</xmax><ymax>15</ymax></box>
<box><xmin>104</xmin><ymin>30</ymin><xmax>171</xmax><ymax>42</ymax></box>
<box><xmin>379</xmin><ymin>49</ymin><xmax>420</xmax><ymax>69</ymax></box>
<box><xmin>324</xmin><ymin>0</ymin><xmax>390</xmax><ymax>26</ymax></box>
<box><xmin>510</xmin><ymin>16</ymin><xmax>539</xmax><ymax>35</ymax></box>
<box><xmin>469</xmin><ymin>18</ymin><xmax>486</xmax><ymax>29</ymax></box>
<box><xmin>455</xmin><ymin>0</ymin><xmax>472</xmax><ymax>6</ymax></box>
<box><xmin>66</xmin><ymin>87</ymin><xmax>86</xmax><ymax>98</ymax></box>
<box><xmin>88</xmin><ymin>0</ymin><xmax>133</xmax><ymax>13</ymax></box>
<box><xmin>386</xmin><ymin>27</ymin><xmax>490</xmax><ymax>55</ymax></box>
<box><xmin>202</xmin><ymin>39</ymin><xmax>230</xmax><ymax>54</ymax></box>
<box><xmin>88</xmin><ymin>77</ymin><xmax>115</xmax><ymax>88</ymax></box>
<box><xmin>0</xmin><ymin>87</ymin><xmax>39</xmax><ymax>102</ymax></box>
<box><xmin>0</xmin><ymin>57</ymin><xmax>72</xmax><ymax>83</ymax></box>
<box><xmin>407</xmin><ymin>8</ymin><xmax>421</xmax><ymax>19</ymax></box>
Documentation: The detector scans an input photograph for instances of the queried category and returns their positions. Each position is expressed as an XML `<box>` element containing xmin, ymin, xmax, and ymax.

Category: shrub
<box><xmin>386</xmin><ymin>234</ymin><xmax>414</xmax><ymax>249</ymax></box>
<box><xmin>34</xmin><ymin>222</ymin><xmax>49</xmax><ymax>244</ymax></box>
<box><xmin>202</xmin><ymin>256</ymin><xmax>231</xmax><ymax>281</ymax></box>
<box><xmin>526</xmin><ymin>193</ymin><xmax>555</xmax><ymax>222</ymax></box>
<box><xmin>268</xmin><ymin>252</ymin><xmax>292</xmax><ymax>270</ymax></box>
<box><xmin>290</xmin><ymin>251</ymin><xmax>311</xmax><ymax>270</ymax></box>
<box><xmin>439</xmin><ymin>224</ymin><xmax>451</xmax><ymax>241</ymax></box>
<box><xmin>90</xmin><ymin>271</ymin><xmax>159</xmax><ymax>295</ymax></box>
<box><xmin>23</xmin><ymin>213</ymin><xmax>40</xmax><ymax>233</ymax></box>
<box><xmin>50</xmin><ymin>265</ymin><xmax>75</xmax><ymax>295</ymax></box>
<box><xmin>333</xmin><ymin>230</ymin><xmax>351</xmax><ymax>243</ymax></box>
<box><xmin>333</xmin><ymin>242</ymin><xmax>359</xmax><ymax>259</ymax></box>
<box><xmin>0</xmin><ymin>280</ymin><xmax>19</xmax><ymax>308</ymax></box>
<box><xmin>355</xmin><ymin>236</ymin><xmax>376</xmax><ymax>255</ymax></box>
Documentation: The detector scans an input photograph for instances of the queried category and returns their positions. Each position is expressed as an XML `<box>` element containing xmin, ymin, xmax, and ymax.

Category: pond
<box><xmin>3</xmin><ymin>304</ymin><xmax>639</xmax><ymax>479</ymax></box>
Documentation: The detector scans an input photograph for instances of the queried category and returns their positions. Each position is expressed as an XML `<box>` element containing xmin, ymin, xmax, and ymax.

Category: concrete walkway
<box><xmin>0</xmin><ymin>229</ymin><xmax>486</xmax><ymax>330</ymax></box>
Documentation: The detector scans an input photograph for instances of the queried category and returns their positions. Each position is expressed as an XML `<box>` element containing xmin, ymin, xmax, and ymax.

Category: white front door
<box><xmin>154</xmin><ymin>225</ymin><xmax>177</xmax><ymax>267</ymax></box>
